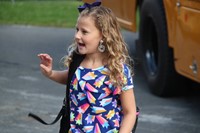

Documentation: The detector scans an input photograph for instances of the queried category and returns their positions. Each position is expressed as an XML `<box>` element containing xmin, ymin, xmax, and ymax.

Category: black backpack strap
<box><xmin>66</xmin><ymin>52</ymin><xmax>85</xmax><ymax>91</ymax></box>
<box><xmin>28</xmin><ymin>107</ymin><xmax>65</xmax><ymax>125</ymax></box>
<box><xmin>64</xmin><ymin>52</ymin><xmax>85</xmax><ymax>131</ymax></box>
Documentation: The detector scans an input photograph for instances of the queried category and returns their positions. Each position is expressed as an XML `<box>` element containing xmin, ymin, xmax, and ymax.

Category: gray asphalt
<box><xmin>1</xmin><ymin>25</ymin><xmax>200</xmax><ymax>133</ymax></box>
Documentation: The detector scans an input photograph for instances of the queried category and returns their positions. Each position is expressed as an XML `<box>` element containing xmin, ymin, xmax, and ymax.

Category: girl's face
<box><xmin>75</xmin><ymin>16</ymin><xmax>102</xmax><ymax>55</ymax></box>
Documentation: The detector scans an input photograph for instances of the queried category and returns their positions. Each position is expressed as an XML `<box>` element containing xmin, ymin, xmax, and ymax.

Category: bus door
<box><xmin>175</xmin><ymin>0</ymin><xmax>200</xmax><ymax>82</ymax></box>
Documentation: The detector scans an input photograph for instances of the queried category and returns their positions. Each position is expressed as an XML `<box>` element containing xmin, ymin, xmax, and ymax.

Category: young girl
<box><xmin>38</xmin><ymin>2</ymin><xmax>137</xmax><ymax>133</ymax></box>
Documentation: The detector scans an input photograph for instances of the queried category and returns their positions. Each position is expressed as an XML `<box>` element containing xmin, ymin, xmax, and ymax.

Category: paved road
<box><xmin>1</xmin><ymin>25</ymin><xmax>200</xmax><ymax>133</ymax></box>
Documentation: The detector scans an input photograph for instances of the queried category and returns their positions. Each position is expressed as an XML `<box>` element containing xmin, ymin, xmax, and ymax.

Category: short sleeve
<box><xmin>122</xmin><ymin>64</ymin><xmax>134</xmax><ymax>91</ymax></box>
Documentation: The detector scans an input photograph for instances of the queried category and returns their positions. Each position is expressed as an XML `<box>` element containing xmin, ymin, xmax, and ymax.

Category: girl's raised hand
<box><xmin>38</xmin><ymin>53</ymin><xmax>53</xmax><ymax>78</ymax></box>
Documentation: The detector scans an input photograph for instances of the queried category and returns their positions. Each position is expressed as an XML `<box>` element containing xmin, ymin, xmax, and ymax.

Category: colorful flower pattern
<box><xmin>69</xmin><ymin>64</ymin><xmax>133</xmax><ymax>133</ymax></box>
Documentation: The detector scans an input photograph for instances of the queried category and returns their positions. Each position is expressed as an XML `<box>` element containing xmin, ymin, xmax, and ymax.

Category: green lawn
<box><xmin>0</xmin><ymin>0</ymin><xmax>82</xmax><ymax>28</ymax></box>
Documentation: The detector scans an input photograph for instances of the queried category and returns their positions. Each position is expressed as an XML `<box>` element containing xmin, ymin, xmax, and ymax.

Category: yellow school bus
<box><xmin>84</xmin><ymin>0</ymin><xmax>200</xmax><ymax>96</ymax></box>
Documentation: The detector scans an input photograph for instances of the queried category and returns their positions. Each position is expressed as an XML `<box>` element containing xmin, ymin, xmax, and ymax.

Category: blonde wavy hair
<box><xmin>64</xmin><ymin>6</ymin><xmax>133</xmax><ymax>87</ymax></box>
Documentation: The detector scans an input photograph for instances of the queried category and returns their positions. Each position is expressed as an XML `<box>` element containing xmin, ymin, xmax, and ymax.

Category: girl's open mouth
<box><xmin>78</xmin><ymin>43</ymin><xmax>85</xmax><ymax>47</ymax></box>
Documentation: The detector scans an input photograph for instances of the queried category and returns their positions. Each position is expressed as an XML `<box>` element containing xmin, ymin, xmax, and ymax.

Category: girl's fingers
<box><xmin>40</xmin><ymin>64</ymin><xmax>52</xmax><ymax>75</ymax></box>
<box><xmin>38</xmin><ymin>53</ymin><xmax>52</xmax><ymax>62</ymax></box>
<box><xmin>40</xmin><ymin>64</ymin><xmax>49</xmax><ymax>71</ymax></box>
<box><xmin>38</xmin><ymin>53</ymin><xmax>50</xmax><ymax>58</ymax></box>
<box><xmin>38</xmin><ymin>53</ymin><xmax>53</xmax><ymax>77</ymax></box>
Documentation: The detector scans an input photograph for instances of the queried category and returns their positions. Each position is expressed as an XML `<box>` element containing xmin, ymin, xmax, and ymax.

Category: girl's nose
<box><xmin>75</xmin><ymin>31</ymin><xmax>81</xmax><ymax>40</ymax></box>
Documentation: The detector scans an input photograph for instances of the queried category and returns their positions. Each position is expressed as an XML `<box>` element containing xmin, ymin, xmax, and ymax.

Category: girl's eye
<box><xmin>76</xmin><ymin>28</ymin><xmax>79</xmax><ymax>32</ymax></box>
<box><xmin>82</xmin><ymin>30</ymin><xmax>88</xmax><ymax>34</ymax></box>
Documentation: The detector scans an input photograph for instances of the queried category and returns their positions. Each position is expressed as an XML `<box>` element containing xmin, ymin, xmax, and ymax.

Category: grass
<box><xmin>0</xmin><ymin>0</ymin><xmax>83</xmax><ymax>28</ymax></box>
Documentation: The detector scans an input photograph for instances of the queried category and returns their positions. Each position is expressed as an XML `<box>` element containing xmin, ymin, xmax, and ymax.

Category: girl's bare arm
<box><xmin>119</xmin><ymin>88</ymin><xmax>137</xmax><ymax>133</ymax></box>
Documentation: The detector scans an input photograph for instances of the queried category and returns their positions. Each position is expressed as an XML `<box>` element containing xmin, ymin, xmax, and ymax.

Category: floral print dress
<box><xmin>69</xmin><ymin>64</ymin><xmax>134</xmax><ymax>133</ymax></box>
